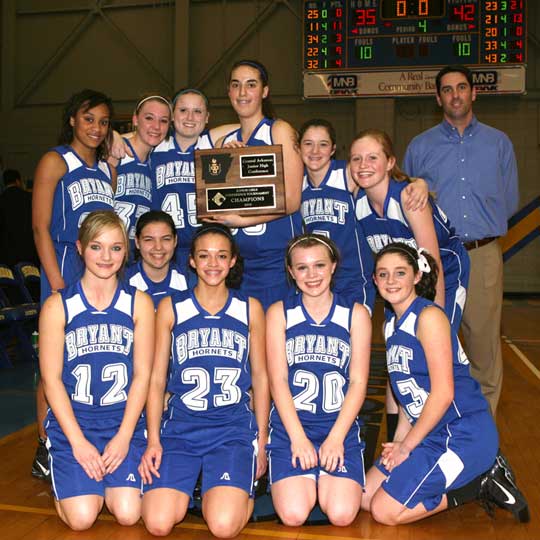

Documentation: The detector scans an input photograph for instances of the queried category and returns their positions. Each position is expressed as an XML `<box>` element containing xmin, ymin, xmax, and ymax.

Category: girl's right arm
<box><xmin>39</xmin><ymin>294</ymin><xmax>106</xmax><ymax>481</ymax></box>
<box><xmin>32</xmin><ymin>152</ymin><xmax>67</xmax><ymax>292</ymax></box>
<box><xmin>266</xmin><ymin>302</ymin><xmax>318</xmax><ymax>471</ymax></box>
<box><xmin>138</xmin><ymin>296</ymin><xmax>174</xmax><ymax>484</ymax></box>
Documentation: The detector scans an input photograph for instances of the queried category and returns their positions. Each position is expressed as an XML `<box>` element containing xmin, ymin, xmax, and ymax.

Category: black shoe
<box><xmin>31</xmin><ymin>438</ymin><xmax>51</xmax><ymax>482</ymax></box>
<box><xmin>480</xmin><ymin>452</ymin><xmax>529</xmax><ymax>523</ymax></box>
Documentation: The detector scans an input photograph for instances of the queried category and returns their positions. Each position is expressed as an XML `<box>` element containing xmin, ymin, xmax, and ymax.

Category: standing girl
<box><xmin>212</xmin><ymin>60</ymin><xmax>304</xmax><ymax>310</ymax></box>
<box><xmin>151</xmin><ymin>89</ymin><xmax>238</xmax><ymax>274</ymax></box>
<box><xmin>125</xmin><ymin>210</ymin><xmax>187</xmax><ymax>309</ymax></box>
<box><xmin>31</xmin><ymin>89</ymin><xmax>117</xmax><ymax>481</ymax></box>
<box><xmin>39</xmin><ymin>210</ymin><xmax>154</xmax><ymax>530</ymax></box>
<box><xmin>113</xmin><ymin>95</ymin><xmax>172</xmax><ymax>259</ymax></box>
<box><xmin>351</xmin><ymin>129</ymin><xmax>469</xmax><ymax>332</ymax></box>
<box><xmin>139</xmin><ymin>223</ymin><xmax>269</xmax><ymax>538</ymax></box>
<box><xmin>365</xmin><ymin>242</ymin><xmax>527</xmax><ymax>524</ymax></box>
<box><xmin>266</xmin><ymin>234</ymin><xmax>371</xmax><ymax>526</ymax></box>
<box><xmin>299</xmin><ymin>119</ymin><xmax>375</xmax><ymax>311</ymax></box>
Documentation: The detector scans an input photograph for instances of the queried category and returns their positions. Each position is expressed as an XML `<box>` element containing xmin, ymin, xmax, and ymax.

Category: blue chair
<box><xmin>0</xmin><ymin>264</ymin><xmax>39</xmax><ymax>364</ymax></box>
<box><xmin>14</xmin><ymin>262</ymin><xmax>41</xmax><ymax>304</ymax></box>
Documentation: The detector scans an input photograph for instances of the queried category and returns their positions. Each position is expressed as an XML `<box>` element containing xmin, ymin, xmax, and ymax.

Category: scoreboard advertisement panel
<box><xmin>303</xmin><ymin>0</ymin><xmax>527</xmax><ymax>97</ymax></box>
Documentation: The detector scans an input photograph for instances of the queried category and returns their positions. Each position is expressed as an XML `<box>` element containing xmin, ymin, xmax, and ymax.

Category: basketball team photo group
<box><xmin>4</xmin><ymin>53</ymin><xmax>528</xmax><ymax>539</ymax></box>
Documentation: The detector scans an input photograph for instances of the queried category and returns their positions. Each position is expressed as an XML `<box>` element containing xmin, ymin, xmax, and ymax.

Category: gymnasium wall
<box><xmin>1</xmin><ymin>0</ymin><xmax>539</xmax><ymax>291</ymax></box>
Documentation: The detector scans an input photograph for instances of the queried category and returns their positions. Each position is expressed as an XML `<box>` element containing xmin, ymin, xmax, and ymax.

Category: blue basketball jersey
<box><xmin>114</xmin><ymin>138</ymin><xmax>153</xmax><ymax>252</ymax></box>
<box><xmin>151</xmin><ymin>132</ymin><xmax>213</xmax><ymax>269</ymax></box>
<box><xmin>355</xmin><ymin>179</ymin><xmax>469</xmax><ymax>328</ymax></box>
<box><xmin>222</xmin><ymin>118</ymin><xmax>303</xmax><ymax>306</ymax></box>
<box><xmin>384</xmin><ymin>296</ymin><xmax>489</xmax><ymax>431</ymax></box>
<box><xmin>270</xmin><ymin>293</ymin><xmax>355</xmax><ymax>428</ymax></box>
<box><xmin>301</xmin><ymin>159</ymin><xmax>375</xmax><ymax>310</ymax></box>
<box><xmin>49</xmin><ymin>145</ymin><xmax>114</xmax><ymax>245</ymax></box>
<box><xmin>166</xmin><ymin>289</ymin><xmax>253</xmax><ymax>423</ymax></box>
<box><xmin>125</xmin><ymin>260</ymin><xmax>187</xmax><ymax>309</ymax></box>
<box><xmin>57</xmin><ymin>280</ymin><xmax>136</xmax><ymax>419</ymax></box>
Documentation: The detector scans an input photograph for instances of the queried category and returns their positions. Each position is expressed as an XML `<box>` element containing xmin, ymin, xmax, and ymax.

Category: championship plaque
<box><xmin>194</xmin><ymin>145</ymin><xmax>285</xmax><ymax>218</ymax></box>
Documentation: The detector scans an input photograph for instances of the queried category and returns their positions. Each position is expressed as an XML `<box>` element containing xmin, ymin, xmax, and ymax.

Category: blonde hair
<box><xmin>78</xmin><ymin>210</ymin><xmax>129</xmax><ymax>267</ymax></box>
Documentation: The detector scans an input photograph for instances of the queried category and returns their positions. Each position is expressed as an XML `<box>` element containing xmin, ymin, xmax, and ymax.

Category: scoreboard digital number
<box><xmin>303</xmin><ymin>0</ymin><xmax>527</xmax><ymax>97</ymax></box>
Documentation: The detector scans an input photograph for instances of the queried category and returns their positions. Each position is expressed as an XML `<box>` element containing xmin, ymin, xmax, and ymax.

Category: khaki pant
<box><xmin>461</xmin><ymin>240</ymin><xmax>503</xmax><ymax>416</ymax></box>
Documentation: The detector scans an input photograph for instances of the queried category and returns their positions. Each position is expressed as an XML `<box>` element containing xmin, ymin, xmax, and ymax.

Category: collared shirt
<box><xmin>402</xmin><ymin>115</ymin><xmax>519</xmax><ymax>241</ymax></box>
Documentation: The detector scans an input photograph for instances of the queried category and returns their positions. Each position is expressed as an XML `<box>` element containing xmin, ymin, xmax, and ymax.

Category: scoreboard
<box><xmin>303</xmin><ymin>0</ymin><xmax>527</xmax><ymax>98</ymax></box>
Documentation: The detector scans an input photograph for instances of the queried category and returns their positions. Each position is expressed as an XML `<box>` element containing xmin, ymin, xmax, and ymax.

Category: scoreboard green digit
<box><xmin>303</xmin><ymin>0</ymin><xmax>527</xmax><ymax>97</ymax></box>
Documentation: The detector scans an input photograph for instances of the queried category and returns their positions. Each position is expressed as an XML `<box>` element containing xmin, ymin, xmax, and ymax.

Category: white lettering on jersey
<box><xmin>366</xmin><ymin>234</ymin><xmax>417</xmax><ymax>253</ymax></box>
<box><xmin>387</xmin><ymin>344</ymin><xmax>413</xmax><ymax>374</ymax></box>
<box><xmin>286</xmin><ymin>335</ymin><xmax>350</xmax><ymax>368</ymax></box>
<box><xmin>174</xmin><ymin>328</ymin><xmax>248</xmax><ymax>365</ymax></box>
<box><xmin>301</xmin><ymin>198</ymin><xmax>348</xmax><ymax>225</ymax></box>
<box><xmin>65</xmin><ymin>324</ymin><xmax>134</xmax><ymax>361</ymax></box>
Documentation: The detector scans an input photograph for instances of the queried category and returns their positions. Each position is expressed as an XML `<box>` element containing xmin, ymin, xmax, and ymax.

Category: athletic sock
<box><xmin>386</xmin><ymin>413</ymin><xmax>398</xmax><ymax>441</ymax></box>
<box><xmin>446</xmin><ymin>475</ymin><xmax>483</xmax><ymax>508</ymax></box>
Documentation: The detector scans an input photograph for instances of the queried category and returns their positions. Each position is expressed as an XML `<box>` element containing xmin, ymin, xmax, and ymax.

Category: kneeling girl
<box><xmin>266</xmin><ymin>234</ymin><xmax>371</xmax><ymax>526</ymax></box>
<box><xmin>139</xmin><ymin>223</ymin><xmax>269</xmax><ymax>538</ymax></box>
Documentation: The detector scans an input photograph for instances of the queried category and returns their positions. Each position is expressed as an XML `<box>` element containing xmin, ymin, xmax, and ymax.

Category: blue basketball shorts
<box><xmin>143</xmin><ymin>418</ymin><xmax>258</xmax><ymax>498</ymax></box>
<box><xmin>268</xmin><ymin>419</ymin><xmax>365</xmax><ymax>487</ymax></box>
<box><xmin>46</xmin><ymin>413</ymin><xmax>146</xmax><ymax>500</ymax></box>
<box><xmin>375</xmin><ymin>411</ymin><xmax>498</xmax><ymax>511</ymax></box>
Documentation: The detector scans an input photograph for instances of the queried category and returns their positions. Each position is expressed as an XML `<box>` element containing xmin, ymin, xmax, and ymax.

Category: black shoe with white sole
<box><xmin>31</xmin><ymin>437</ymin><xmax>51</xmax><ymax>482</ymax></box>
<box><xmin>479</xmin><ymin>452</ymin><xmax>529</xmax><ymax>523</ymax></box>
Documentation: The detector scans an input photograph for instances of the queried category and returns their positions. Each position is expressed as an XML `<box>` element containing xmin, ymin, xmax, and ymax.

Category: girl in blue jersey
<box><xmin>39</xmin><ymin>210</ymin><xmax>154</xmax><ymax>530</ymax></box>
<box><xmin>150</xmin><ymin>89</ymin><xmax>238</xmax><ymax>274</ymax></box>
<box><xmin>299</xmin><ymin>119</ymin><xmax>375</xmax><ymax>311</ymax></box>
<box><xmin>125</xmin><ymin>210</ymin><xmax>187</xmax><ymax>309</ymax></box>
<box><xmin>139</xmin><ymin>223</ymin><xmax>269</xmax><ymax>538</ymax></box>
<box><xmin>350</xmin><ymin>129</ymin><xmax>469</xmax><ymax>332</ymax></box>
<box><xmin>210</xmin><ymin>60</ymin><xmax>304</xmax><ymax>310</ymax></box>
<box><xmin>31</xmin><ymin>90</ymin><xmax>117</xmax><ymax>480</ymax></box>
<box><xmin>266</xmin><ymin>234</ymin><xmax>371</xmax><ymax>527</ymax></box>
<box><xmin>364</xmin><ymin>243</ymin><xmax>528</xmax><ymax>524</ymax></box>
<box><xmin>113</xmin><ymin>95</ymin><xmax>172</xmax><ymax>259</ymax></box>
<box><xmin>33</xmin><ymin>89</ymin><xmax>117</xmax><ymax>303</ymax></box>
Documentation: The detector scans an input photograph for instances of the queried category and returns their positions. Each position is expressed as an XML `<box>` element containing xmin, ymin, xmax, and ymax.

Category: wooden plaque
<box><xmin>194</xmin><ymin>145</ymin><xmax>286</xmax><ymax>218</ymax></box>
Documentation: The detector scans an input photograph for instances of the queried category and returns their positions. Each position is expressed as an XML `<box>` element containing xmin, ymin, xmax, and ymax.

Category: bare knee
<box><xmin>142</xmin><ymin>515</ymin><xmax>175</xmax><ymax>537</ymax></box>
<box><xmin>206</xmin><ymin>513</ymin><xmax>246</xmax><ymax>539</ymax></box>
<box><xmin>108</xmin><ymin>499</ymin><xmax>141</xmax><ymax>526</ymax></box>
<box><xmin>56</xmin><ymin>498</ymin><xmax>102</xmax><ymax>531</ymax></box>
<box><xmin>276</xmin><ymin>505</ymin><xmax>311</xmax><ymax>527</ymax></box>
<box><xmin>326</xmin><ymin>505</ymin><xmax>359</xmax><ymax>527</ymax></box>
<box><xmin>370</xmin><ymin>499</ymin><xmax>399</xmax><ymax>526</ymax></box>
<box><xmin>61</xmin><ymin>508</ymin><xmax>99</xmax><ymax>531</ymax></box>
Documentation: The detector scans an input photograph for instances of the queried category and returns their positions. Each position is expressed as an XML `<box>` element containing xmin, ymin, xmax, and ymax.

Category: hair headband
<box><xmin>379</xmin><ymin>244</ymin><xmax>431</xmax><ymax>274</ymax></box>
<box><xmin>135</xmin><ymin>95</ymin><xmax>172</xmax><ymax>115</ymax></box>
<box><xmin>287</xmin><ymin>235</ymin><xmax>335</xmax><ymax>258</ymax></box>
<box><xmin>193</xmin><ymin>223</ymin><xmax>234</xmax><ymax>242</ymax></box>
<box><xmin>235</xmin><ymin>60</ymin><xmax>268</xmax><ymax>83</ymax></box>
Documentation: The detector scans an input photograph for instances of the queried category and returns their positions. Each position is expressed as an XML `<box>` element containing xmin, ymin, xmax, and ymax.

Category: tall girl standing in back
<box><xmin>39</xmin><ymin>210</ymin><xmax>154</xmax><ymax>530</ymax></box>
<box><xmin>213</xmin><ymin>60</ymin><xmax>304</xmax><ymax>310</ymax></box>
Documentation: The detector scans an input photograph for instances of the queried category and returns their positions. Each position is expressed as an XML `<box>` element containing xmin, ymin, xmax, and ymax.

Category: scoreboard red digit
<box><xmin>303</xmin><ymin>0</ymin><xmax>526</xmax><ymax>71</ymax></box>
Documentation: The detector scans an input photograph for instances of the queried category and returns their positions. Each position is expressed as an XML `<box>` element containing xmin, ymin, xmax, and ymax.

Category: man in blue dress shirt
<box><xmin>403</xmin><ymin>65</ymin><xmax>519</xmax><ymax>416</ymax></box>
